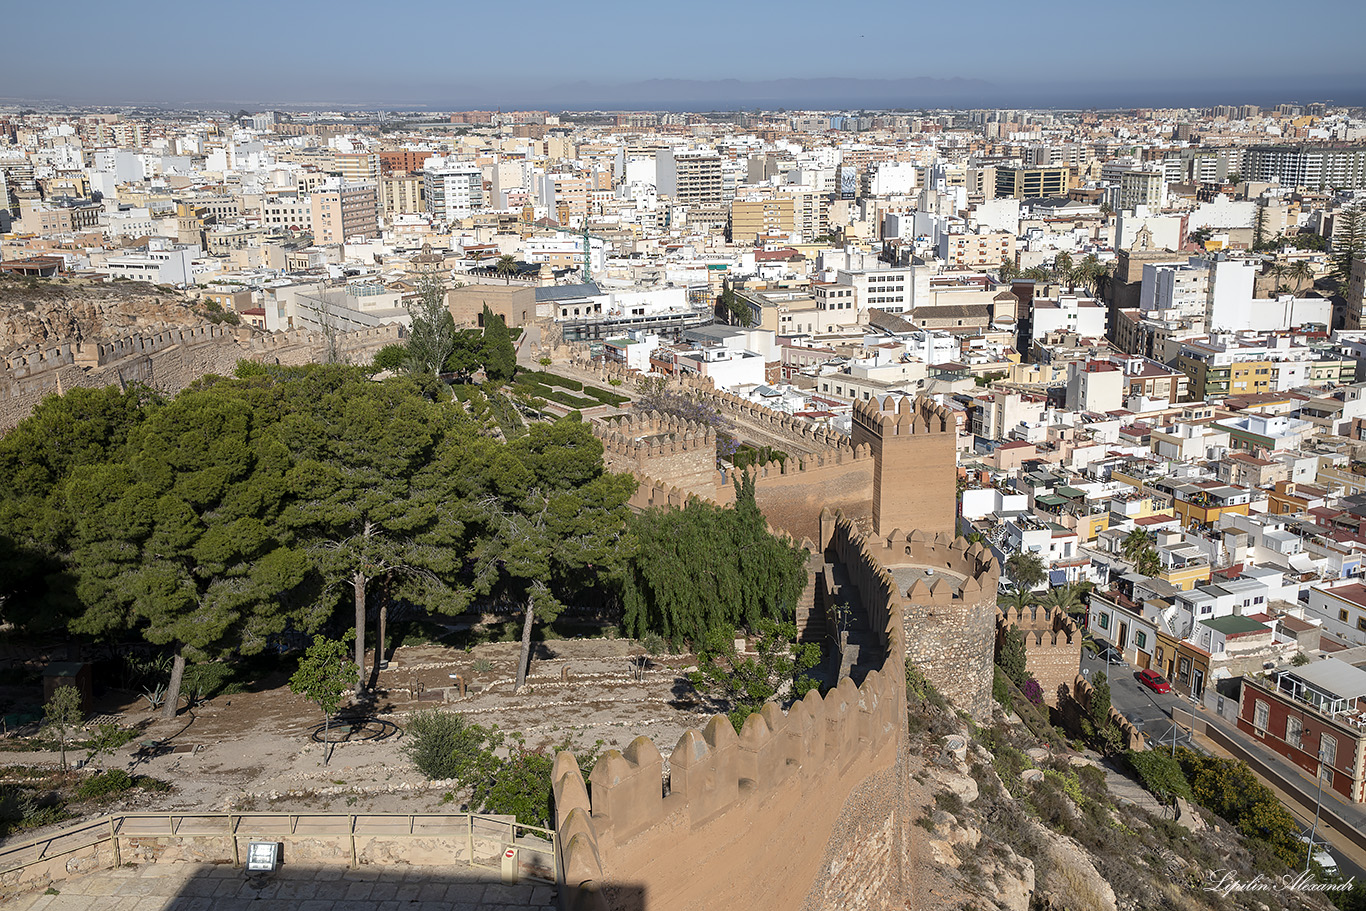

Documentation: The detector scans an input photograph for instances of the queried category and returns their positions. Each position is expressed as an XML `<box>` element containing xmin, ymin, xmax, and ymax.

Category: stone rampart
<box><xmin>838</xmin><ymin>524</ymin><xmax>1000</xmax><ymax>720</ymax></box>
<box><xmin>0</xmin><ymin>323</ymin><xmax>402</xmax><ymax>432</ymax></box>
<box><xmin>1071</xmin><ymin>674</ymin><xmax>1145</xmax><ymax>750</ymax></box>
<box><xmin>997</xmin><ymin>605</ymin><xmax>1083</xmax><ymax>707</ymax></box>
<box><xmin>554</xmin><ymin>515</ymin><xmax>911</xmax><ymax>911</ymax></box>
<box><xmin>594</xmin><ymin>412</ymin><xmax>720</xmax><ymax>499</ymax></box>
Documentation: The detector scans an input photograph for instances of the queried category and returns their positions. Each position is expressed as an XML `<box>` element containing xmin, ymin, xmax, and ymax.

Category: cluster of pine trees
<box><xmin>0</xmin><ymin>363</ymin><xmax>810</xmax><ymax>715</ymax></box>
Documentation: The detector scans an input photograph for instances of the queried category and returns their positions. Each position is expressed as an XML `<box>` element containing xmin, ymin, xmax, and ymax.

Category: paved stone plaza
<box><xmin>7</xmin><ymin>862</ymin><xmax>555</xmax><ymax>911</ymax></box>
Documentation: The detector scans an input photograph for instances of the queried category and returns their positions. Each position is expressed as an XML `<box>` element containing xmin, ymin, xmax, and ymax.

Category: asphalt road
<box><xmin>1080</xmin><ymin>651</ymin><xmax>1195</xmax><ymax>749</ymax></box>
<box><xmin>1081</xmin><ymin>651</ymin><xmax>1366</xmax><ymax>884</ymax></box>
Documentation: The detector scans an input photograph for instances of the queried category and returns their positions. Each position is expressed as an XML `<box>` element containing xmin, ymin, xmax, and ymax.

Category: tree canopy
<box><xmin>0</xmin><ymin>363</ymin><xmax>639</xmax><ymax>702</ymax></box>
<box><xmin>621</xmin><ymin>474</ymin><xmax>807</xmax><ymax>646</ymax></box>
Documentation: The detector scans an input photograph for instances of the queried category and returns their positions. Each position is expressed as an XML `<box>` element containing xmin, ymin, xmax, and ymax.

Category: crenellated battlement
<box><xmin>1072</xmin><ymin>673</ymin><xmax>1145</xmax><ymax>750</ymax></box>
<box><xmin>851</xmin><ymin>525</ymin><xmax>1000</xmax><ymax>607</ymax></box>
<box><xmin>0</xmin><ymin>322</ymin><xmax>403</xmax><ymax>433</ymax></box>
<box><xmin>996</xmin><ymin>603</ymin><xmax>1081</xmax><ymax>648</ymax></box>
<box><xmin>851</xmin><ymin>392</ymin><xmax>956</xmax><ymax>438</ymax></box>
<box><xmin>555</xmin><ymin>666</ymin><xmax>898</xmax><ymax>853</ymax></box>
<box><xmin>996</xmin><ymin>604</ymin><xmax>1083</xmax><ymax>708</ymax></box>
<box><xmin>553</xmin><ymin>513</ymin><xmax>910</xmax><ymax>911</ymax></box>
<box><xmin>593</xmin><ymin>410</ymin><xmax>718</xmax><ymax>459</ymax></box>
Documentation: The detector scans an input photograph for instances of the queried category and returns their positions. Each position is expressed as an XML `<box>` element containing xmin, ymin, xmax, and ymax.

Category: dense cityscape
<box><xmin>4</xmin><ymin>95</ymin><xmax>1366</xmax><ymax>911</ymax></box>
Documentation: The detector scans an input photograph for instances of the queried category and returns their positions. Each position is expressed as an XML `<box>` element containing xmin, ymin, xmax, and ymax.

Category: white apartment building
<box><xmin>820</xmin><ymin>267</ymin><xmax>915</xmax><ymax>314</ymax></box>
<box><xmin>1117</xmin><ymin>169</ymin><xmax>1165</xmax><ymax>212</ymax></box>
<box><xmin>1140</xmin><ymin>262</ymin><xmax>1209</xmax><ymax>322</ymax></box>
<box><xmin>423</xmin><ymin>159</ymin><xmax>485</xmax><ymax>223</ymax></box>
<box><xmin>104</xmin><ymin>239</ymin><xmax>202</xmax><ymax>285</ymax></box>
<box><xmin>261</xmin><ymin>195</ymin><xmax>312</xmax><ymax>232</ymax></box>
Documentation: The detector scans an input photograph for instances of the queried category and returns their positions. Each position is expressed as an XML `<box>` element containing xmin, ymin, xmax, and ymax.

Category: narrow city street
<box><xmin>1085</xmin><ymin>651</ymin><xmax>1366</xmax><ymax>884</ymax></box>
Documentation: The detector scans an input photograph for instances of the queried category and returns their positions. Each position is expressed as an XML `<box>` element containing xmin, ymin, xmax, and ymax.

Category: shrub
<box><xmin>992</xmin><ymin>667</ymin><xmax>1014</xmax><ymax>713</ymax></box>
<box><xmin>934</xmin><ymin>791</ymin><xmax>964</xmax><ymax>815</ymax></box>
<box><xmin>77</xmin><ymin>770</ymin><xmax>135</xmax><ymax>801</ymax></box>
<box><xmin>402</xmin><ymin>710</ymin><xmax>502</xmax><ymax>783</ymax></box>
<box><xmin>182</xmin><ymin>661</ymin><xmax>247</xmax><ymax>700</ymax></box>
<box><xmin>1124</xmin><ymin>749</ymin><xmax>1191</xmax><ymax>803</ymax></box>
<box><xmin>481</xmin><ymin>745</ymin><xmax>556</xmax><ymax>829</ymax></box>
<box><xmin>641</xmin><ymin>632</ymin><xmax>667</xmax><ymax>655</ymax></box>
<box><xmin>1022</xmin><ymin>677</ymin><xmax>1044</xmax><ymax>706</ymax></box>
<box><xmin>581</xmin><ymin>386</ymin><xmax>629</xmax><ymax>407</ymax></box>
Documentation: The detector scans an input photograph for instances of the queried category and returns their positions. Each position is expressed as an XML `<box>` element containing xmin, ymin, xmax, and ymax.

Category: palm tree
<box><xmin>999</xmin><ymin>258</ymin><xmax>1018</xmax><ymax>282</ymax></box>
<box><xmin>495</xmin><ymin>254</ymin><xmax>518</xmax><ymax>285</ymax></box>
<box><xmin>1022</xmin><ymin>266</ymin><xmax>1051</xmax><ymax>283</ymax></box>
<box><xmin>1288</xmin><ymin>260</ymin><xmax>1314</xmax><ymax>293</ymax></box>
<box><xmin>998</xmin><ymin>586</ymin><xmax>1034</xmax><ymax>616</ymax></box>
<box><xmin>1053</xmin><ymin>251</ymin><xmax>1074</xmax><ymax>286</ymax></box>
<box><xmin>1121</xmin><ymin>528</ymin><xmax>1152</xmax><ymax>564</ymax></box>
<box><xmin>1038</xmin><ymin>584</ymin><xmax>1083</xmax><ymax>616</ymax></box>
<box><xmin>1266</xmin><ymin>261</ymin><xmax>1287</xmax><ymax>287</ymax></box>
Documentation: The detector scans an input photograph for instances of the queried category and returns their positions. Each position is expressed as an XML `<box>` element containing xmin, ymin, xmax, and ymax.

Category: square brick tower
<box><xmin>851</xmin><ymin>393</ymin><xmax>957</xmax><ymax>538</ymax></box>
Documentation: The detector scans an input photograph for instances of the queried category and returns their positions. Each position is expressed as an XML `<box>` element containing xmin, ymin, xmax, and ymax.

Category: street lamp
<box><xmin>1305</xmin><ymin>743</ymin><xmax>1328</xmax><ymax>876</ymax></box>
<box><xmin>1173</xmin><ymin>686</ymin><xmax>1198</xmax><ymax>757</ymax></box>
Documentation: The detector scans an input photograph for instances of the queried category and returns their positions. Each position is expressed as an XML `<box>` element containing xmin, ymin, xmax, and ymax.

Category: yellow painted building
<box><xmin>1170</xmin><ymin>481</ymin><xmax>1252</xmax><ymax>529</ymax></box>
<box><xmin>1160</xmin><ymin>563</ymin><xmax>1211</xmax><ymax>591</ymax></box>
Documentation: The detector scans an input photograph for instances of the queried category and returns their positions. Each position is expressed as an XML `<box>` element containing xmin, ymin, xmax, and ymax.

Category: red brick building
<box><xmin>1237</xmin><ymin>659</ymin><xmax>1366</xmax><ymax>804</ymax></box>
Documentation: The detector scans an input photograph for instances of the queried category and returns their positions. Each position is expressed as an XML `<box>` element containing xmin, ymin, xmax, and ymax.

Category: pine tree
<box><xmin>1333</xmin><ymin>207</ymin><xmax>1364</xmax><ymax>288</ymax></box>
<box><xmin>64</xmin><ymin>389</ymin><xmax>313</xmax><ymax>718</ymax></box>
<box><xmin>480</xmin><ymin>306</ymin><xmax>517</xmax><ymax>384</ymax></box>
<box><xmin>405</xmin><ymin>268</ymin><xmax>458</xmax><ymax>376</ymax></box>
<box><xmin>279</xmin><ymin>375</ymin><xmax>473</xmax><ymax>693</ymax></box>
<box><xmin>467</xmin><ymin>417</ymin><xmax>635</xmax><ymax>691</ymax></box>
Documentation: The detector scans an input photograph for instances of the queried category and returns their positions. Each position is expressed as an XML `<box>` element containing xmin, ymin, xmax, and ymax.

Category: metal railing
<box><xmin>0</xmin><ymin>811</ymin><xmax>556</xmax><ymax>884</ymax></box>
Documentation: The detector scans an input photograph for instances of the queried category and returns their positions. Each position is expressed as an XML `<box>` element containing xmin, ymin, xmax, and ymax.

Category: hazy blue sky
<box><xmin>5</xmin><ymin>0</ymin><xmax>1366</xmax><ymax>108</ymax></box>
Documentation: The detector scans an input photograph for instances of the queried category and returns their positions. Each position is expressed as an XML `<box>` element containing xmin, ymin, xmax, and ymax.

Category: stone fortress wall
<box><xmin>594</xmin><ymin>409</ymin><xmax>876</xmax><ymax>542</ymax></box>
<box><xmin>570</xmin><ymin>371</ymin><xmax>1003</xmax><ymax>910</ymax></box>
<box><xmin>997</xmin><ymin>602</ymin><xmax>1084</xmax><ymax>707</ymax></box>
<box><xmin>555</xmin><ymin>514</ymin><xmax>962</xmax><ymax>911</ymax></box>
<box><xmin>0</xmin><ymin>323</ymin><xmax>402</xmax><ymax>432</ymax></box>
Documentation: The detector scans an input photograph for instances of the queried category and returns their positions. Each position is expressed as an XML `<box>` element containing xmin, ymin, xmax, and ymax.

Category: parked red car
<box><xmin>1138</xmin><ymin>669</ymin><xmax>1172</xmax><ymax>694</ymax></box>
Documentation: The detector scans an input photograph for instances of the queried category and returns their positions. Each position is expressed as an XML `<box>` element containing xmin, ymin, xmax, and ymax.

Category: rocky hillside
<box><xmin>904</xmin><ymin>666</ymin><xmax>1341</xmax><ymax>911</ymax></box>
<box><xmin>0</xmin><ymin>274</ymin><xmax>210</xmax><ymax>353</ymax></box>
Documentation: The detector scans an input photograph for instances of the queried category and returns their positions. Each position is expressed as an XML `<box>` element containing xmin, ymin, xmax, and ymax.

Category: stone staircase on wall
<box><xmin>795</xmin><ymin>554</ymin><xmax>825</xmax><ymax>645</ymax></box>
<box><xmin>808</xmin><ymin>555</ymin><xmax>881</xmax><ymax>686</ymax></box>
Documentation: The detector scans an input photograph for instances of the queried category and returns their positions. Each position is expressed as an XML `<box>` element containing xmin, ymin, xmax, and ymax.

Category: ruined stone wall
<box><xmin>554</xmin><ymin>516</ymin><xmax>911</xmax><ymax>911</ymax></box>
<box><xmin>998</xmin><ymin>605</ymin><xmax>1083</xmax><ymax>707</ymax></box>
<box><xmin>0</xmin><ymin>323</ymin><xmax>402</xmax><ymax>432</ymax></box>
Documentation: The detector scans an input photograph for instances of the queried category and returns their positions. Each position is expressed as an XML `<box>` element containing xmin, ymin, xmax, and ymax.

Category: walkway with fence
<box><xmin>0</xmin><ymin>811</ymin><xmax>556</xmax><ymax>905</ymax></box>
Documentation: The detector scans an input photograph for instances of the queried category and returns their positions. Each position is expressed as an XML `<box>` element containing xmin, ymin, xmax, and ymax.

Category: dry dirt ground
<box><xmin>0</xmin><ymin>637</ymin><xmax>709</xmax><ymax>829</ymax></box>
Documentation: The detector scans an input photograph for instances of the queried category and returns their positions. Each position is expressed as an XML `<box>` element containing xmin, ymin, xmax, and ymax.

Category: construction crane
<box><xmin>516</xmin><ymin>211</ymin><xmax>608</xmax><ymax>282</ymax></box>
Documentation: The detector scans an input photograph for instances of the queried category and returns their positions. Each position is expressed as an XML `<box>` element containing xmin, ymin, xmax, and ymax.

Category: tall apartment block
<box><xmin>310</xmin><ymin>181</ymin><xmax>379</xmax><ymax>244</ymax></box>
<box><xmin>657</xmin><ymin>148</ymin><xmax>725</xmax><ymax>228</ymax></box>
<box><xmin>994</xmin><ymin>166</ymin><xmax>1069</xmax><ymax>199</ymax></box>
<box><xmin>1242</xmin><ymin>144</ymin><xmax>1366</xmax><ymax>190</ymax></box>
<box><xmin>423</xmin><ymin>159</ymin><xmax>485</xmax><ymax>223</ymax></box>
